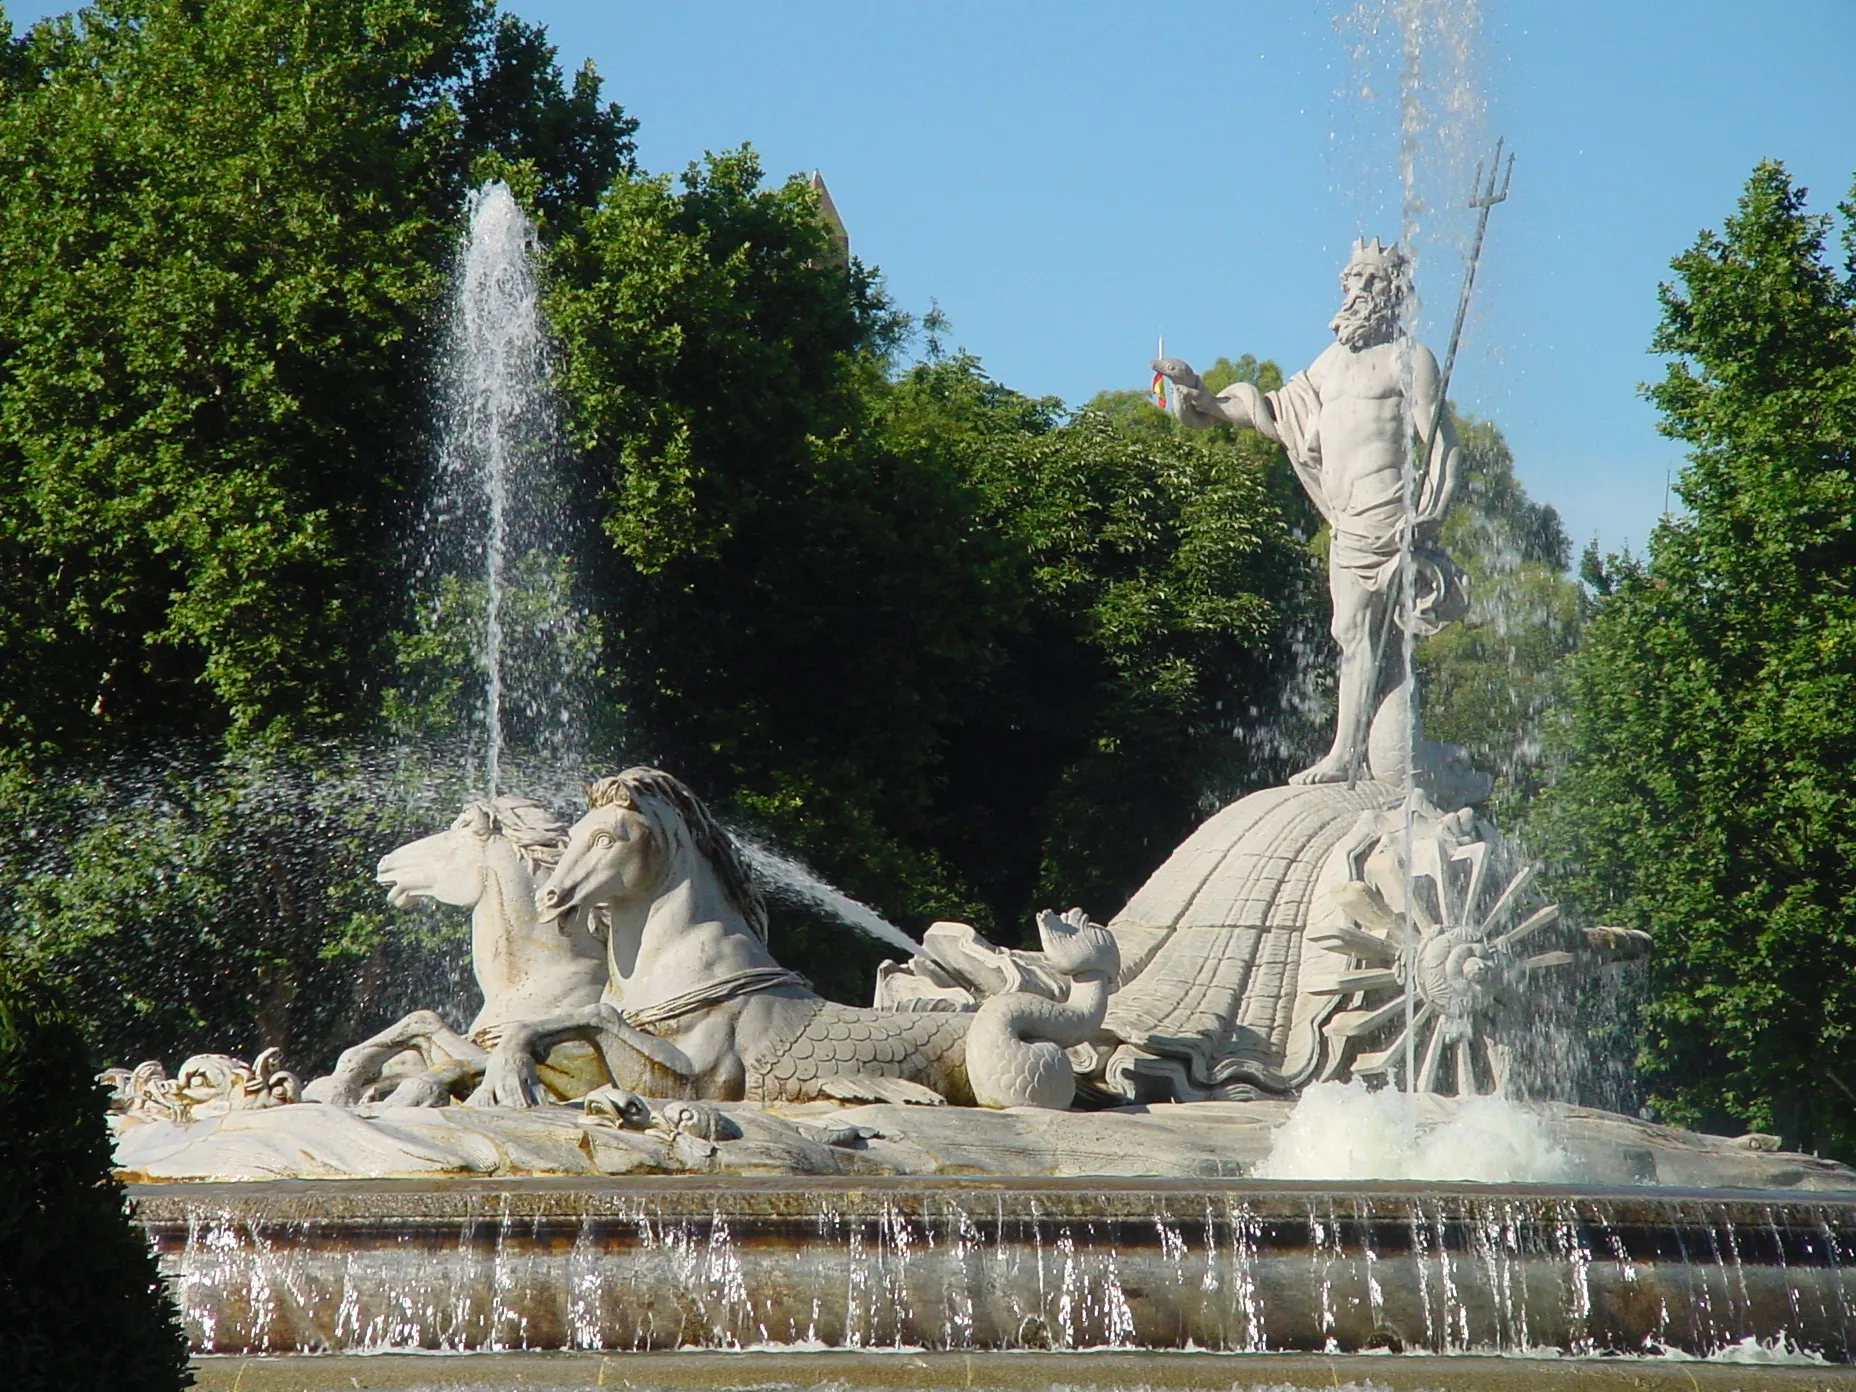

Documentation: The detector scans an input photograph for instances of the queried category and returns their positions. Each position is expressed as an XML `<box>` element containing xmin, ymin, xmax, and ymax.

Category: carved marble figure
<box><xmin>303</xmin><ymin>796</ymin><xmax>608</xmax><ymax>1107</ymax></box>
<box><xmin>470</xmin><ymin>766</ymin><xmax>1120</xmax><ymax>1111</ymax></box>
<box><xmin>104</xmin><ymin>1047</ymin><xmax>299</xmax><ymax>1124</ymax></box>
<box><xmin>1156</xmin><ymin>238</ymin><xmax>1467</xmax><ymax>788</ymax></box>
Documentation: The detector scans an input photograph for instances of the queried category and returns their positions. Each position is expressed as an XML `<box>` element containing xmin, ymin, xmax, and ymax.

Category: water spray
<box><xmin>732</xmin><ymin>834</ymin><xmax>920</xmax><ymax>959</ymax></box>
<box><xmin>1346</xmin><ymin>136</ymin><xmax>1515</xmax><ymax>793</ymax></box>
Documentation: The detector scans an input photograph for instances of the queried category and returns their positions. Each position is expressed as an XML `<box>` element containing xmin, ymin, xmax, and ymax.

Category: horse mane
<box><xmin>468</xmin><ymin>796</ymin><xmax>568</xmax><ymax>876</ymax></box>
<box><xmin>585</xmin><ymin>767</ymin><xmax>770</xmax><ymax>942</ymax></box>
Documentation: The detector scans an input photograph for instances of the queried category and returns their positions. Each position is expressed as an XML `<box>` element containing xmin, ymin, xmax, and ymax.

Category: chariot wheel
<box><xmin>1310</xmin><ymin>833</ymin><xmax>1572</xmax><ymax>1096</ymax></box>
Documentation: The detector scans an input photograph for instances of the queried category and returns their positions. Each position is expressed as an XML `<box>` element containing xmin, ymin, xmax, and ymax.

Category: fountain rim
<box><xmin>127</xmin><ymin>1173</ymin><xmax>1856</xmax><ymax>1210</ymax></box>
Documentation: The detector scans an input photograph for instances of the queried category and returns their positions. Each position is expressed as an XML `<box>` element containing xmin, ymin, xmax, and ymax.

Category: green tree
<box><xmin>0</xmin><ymin>0</ymin><xmax>632</xmax><ymax>753</ymax></box>
<box><xmin>0</xmin><ymin>953</ymin><xmax>190</xmax><ymax>1390</ymax></box>
<box><xmin>0</xmin><ymin>745</ymin><xmax>476</xmax><ymax>1071</ymax></box>
<box><xmin>0</xmin><ymin>0</ymin><xmax>631</xmax><ymax>1062</ymax></box>
<box><xmin>888</xmin><ymin>355</ymin><xmax>1318</xmax><ymax>928</ymax></box>
<box><xmin>1085</xmin><ymin>355</ymin><xmax>1315</xmax><ymax>534</ymax></box>
<box><xmin>1416</xmin><ymin>414</ymin><xmax>1584</xmax><ymax>818</ymax></box>
<box><xmin>546</xmin><ymin>152</ymin><xmax>1015</xmax><ymax>995</ymax></box>
<box><xmin>550</xmin><ymin>183</ymin><xmax>1317</xmax><ymax>966</ymax></box>
<box><xmin>1532</xmin><ymin>161</ymin><xmax>1856</xmax><ymax>1153</ymax></box>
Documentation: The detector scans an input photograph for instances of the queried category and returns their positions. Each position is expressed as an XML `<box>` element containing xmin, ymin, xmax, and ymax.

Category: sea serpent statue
<box><xmin>469</xmin><ymin>766</ymin><xmax>1120</xmax><ymax>1111</ymax></box>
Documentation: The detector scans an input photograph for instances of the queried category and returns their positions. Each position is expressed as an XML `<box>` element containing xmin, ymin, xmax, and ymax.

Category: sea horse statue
<box><xmin>470</xmin><ymin>767</ymin><xmax>1120</xmax><ymax>1111</ymax></box>
<box><xmin>303</xmin><ymin>796</ymin><xmax>609</xmax><ymax>1107</ymax></box>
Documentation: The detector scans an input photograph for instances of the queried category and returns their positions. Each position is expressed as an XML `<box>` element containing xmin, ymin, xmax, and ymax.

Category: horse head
<box><xmin>378</xmin><ymin>797</ymin><xmax>566</xmax><ymax>910</ymax></box>
<box><xmin>539</xmin><ymin>766</ymin><xmax>768</xmax><ymax>941</ymax></box>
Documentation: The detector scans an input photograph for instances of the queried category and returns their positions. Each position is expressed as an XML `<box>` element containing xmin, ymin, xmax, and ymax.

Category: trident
<box><xmin>1346</xmin><ymin>138</ymin><xmax>1514</xmax><ymax>793</ymax></box>
<box><xmin>1423</xmin><ymin>137</ymin><xmax>1514</xmax><ymax>456</ymax></box>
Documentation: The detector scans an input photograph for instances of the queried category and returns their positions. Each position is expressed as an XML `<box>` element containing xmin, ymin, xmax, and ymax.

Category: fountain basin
<box><xmin>179</xmin><ymin>1349</ymin><xmax>1856</xmax><ymax>1391</ymax></box>
<box><xmin>135</xmin><ymin>1175</ymin><xmax>1856</xmax><ymax>1360</ymax></box>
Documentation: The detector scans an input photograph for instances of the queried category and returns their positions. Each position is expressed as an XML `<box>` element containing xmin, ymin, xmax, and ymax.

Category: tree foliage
<box><xmin>547</xmin><ymin>166</ymin><xmax>1315</xmax><ymax>976</ymax></box>
<box><xmin>0</xmin><ymin>0</ymin><xmax>632</xmax><ymax>751</ymax></box>
<box><xmin>1532</xmin><ymin>161</ymin><xmax>1856</xmax><ymax>1152</ymax></box>
<box><xmin>913</xmin><ymin>358</ymin><xmax>1318</xmax><ymax>921</ymax></box>
<box><xmin>0</xmin><ymin>745</ymin><xmax>477</xmax><ymax>1070</ymax></box>
<box><xmin>0</xmin><ymin>953</ymin><xmax>190</xmax><ymax>1390</ymax></box>
<box><xmin>544</xmin><ymin>153</ymin><xmax>1007</xmax><ymax>994</ymax></box>
<box><xmin>0</xmin><ymin>0</ymin><xmax>631</xmax><ymax>1064</ymax></box>
<box><xmin>1416</xmin><ymin>414</ymin><xmax>1584</xmax><ymax>817</ymax></box>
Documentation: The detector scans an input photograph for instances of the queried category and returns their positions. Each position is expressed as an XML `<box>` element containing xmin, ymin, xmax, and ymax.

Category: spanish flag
<box><xmin>1151</xmin><ymin>370</ymin><xmax>1168</xmax><ymax>410</ymax></box>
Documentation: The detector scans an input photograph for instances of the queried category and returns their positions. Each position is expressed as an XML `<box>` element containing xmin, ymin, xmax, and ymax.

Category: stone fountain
<box><xmin>100</xmin><ymin>168</ymin><xmax>1856</xmax><ymax>1391</ymax></box>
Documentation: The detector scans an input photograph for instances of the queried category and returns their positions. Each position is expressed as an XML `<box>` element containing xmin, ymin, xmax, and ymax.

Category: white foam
<box><xmin>1694</xmin><ymin>1334</ymin><xmax>1829</xmax><ymax>1366</ymax></box>
<box><xmin>1255</xmin><ymin>1079</ymin><xmax>1572</xmax><ymax>1183</ymax></box>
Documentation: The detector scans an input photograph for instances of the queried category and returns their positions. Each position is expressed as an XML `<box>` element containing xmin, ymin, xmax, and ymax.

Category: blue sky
<box><xmin>11</xmin><ymin>1</ymin><xmax>1855</xmax><ymax>557</ymax></box>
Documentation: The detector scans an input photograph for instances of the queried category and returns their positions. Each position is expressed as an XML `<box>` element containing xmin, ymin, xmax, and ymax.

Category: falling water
<box><xmin>1333</xmin><ymin>0</ymin><xmax>1488</xmax><ymax>261</ymax></box>
<box><xmin>1330</xmin><ymin>5</ymin><xmax>1634</xmax><ymax>1113</ymax></box>
<box><xmin>417</xmin><ymin>181</ymin><xmax>593</xmax><ymax>799</ymax></box>
<box><xmin>1333</xmin><ymin>1</ymin><xmax>1492</xmax><ymax>1094</ymax></box>
<box><xmin>389</xmin><ymin>181</ymin><xmax>918</xmax><ymax>1011</ymax></box>
<box><xmin>141</xmin><ymin>1179</ymin><xmax>1856</xmax><ymax>1359</ymax></box>
<box><xmin>453</xmin><ymin>184</ymin><xmax>533</xmax><ymax>796</ymax></box>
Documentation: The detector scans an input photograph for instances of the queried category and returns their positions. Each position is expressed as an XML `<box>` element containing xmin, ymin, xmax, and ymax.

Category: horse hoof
<box><xmin>383</xmin><ymin>1072</ymin><xmax>455</xmax><ymax>1108</ymax></box>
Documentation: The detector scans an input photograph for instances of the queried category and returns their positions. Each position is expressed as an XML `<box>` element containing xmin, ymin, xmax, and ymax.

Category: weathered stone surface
<box><xmin>1102</xmin><ymin>781</ymin><xmax>1390</xmax><ymax>1095</ymax></box>
<box><xmin>113</xmin><ymin>1095</ymin><xmax>1856</xmax><ymax>1191</ymax></box>
<box><xmin>460</xmin><ymin>769</ymin><xmax>1119</xmax><ymax>1113</ymax></box>
<box><xmin>114</xmin><ymin>1102</ymin><xmax>579</xmax><ymax>1181</ymax></box>
<box><xmin>292</xmin><ymin>796</ymin><xmax>610</xmax><ymax>1110</ymax></box>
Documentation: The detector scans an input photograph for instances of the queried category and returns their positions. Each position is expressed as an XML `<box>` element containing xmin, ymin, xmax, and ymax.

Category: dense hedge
<box><xmin>0</xmin><ymin>953</ymin><xmax>190</xmax><ymax>1391</ymax></box>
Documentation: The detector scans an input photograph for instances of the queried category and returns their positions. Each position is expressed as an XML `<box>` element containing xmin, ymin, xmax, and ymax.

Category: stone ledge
<box><xmin>183</xmin><ymin>1350</ymin><xmax>1856</xmax><ymax>1390</ymax></box>
<box><xmin>114</xmin><ymin>1095</ymin><xmax>1856</xmax><ymax>1191</ymax></box>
